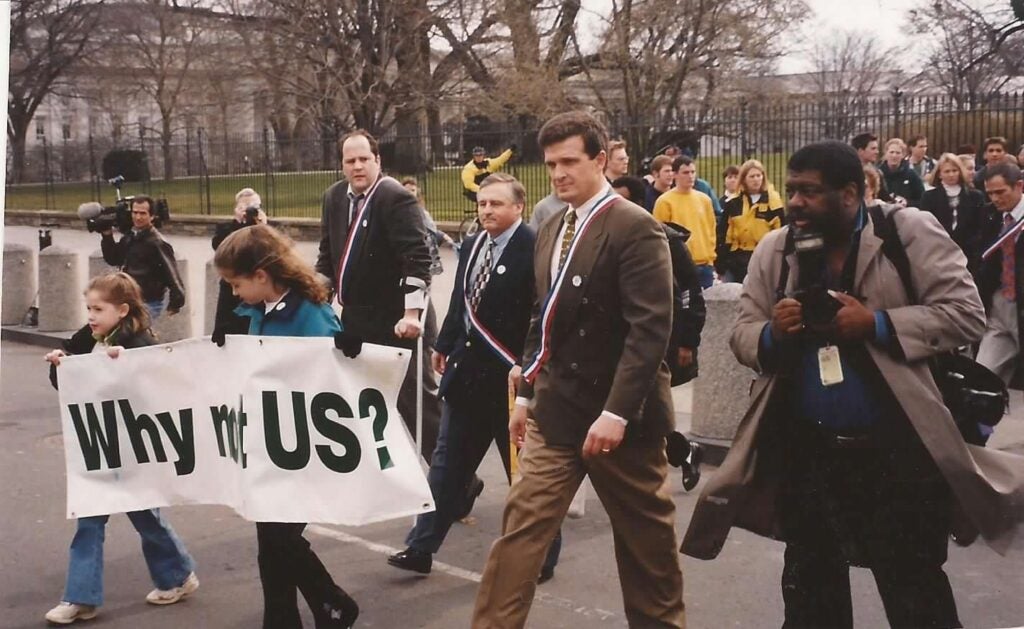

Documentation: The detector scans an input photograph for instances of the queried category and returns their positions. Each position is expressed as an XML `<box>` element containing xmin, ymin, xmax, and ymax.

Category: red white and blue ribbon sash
<box><xmin>522</xmin><ymin>191</ymin><xmax>619</xmax><ymax>384</ymax></box>
<box><xmin>462</xmin><ymin>233</ymin><xmax>517</xmax><ymax>367</ymax></box>
<box><xmin>335</xmin><ymin>176</ymin><xmax>390</xmax><ymax>305</ymax></box>
<box><xmin>982</xmin><ymin>215</ymin><xmax>1024</xmax><ymax>261</ymax></box>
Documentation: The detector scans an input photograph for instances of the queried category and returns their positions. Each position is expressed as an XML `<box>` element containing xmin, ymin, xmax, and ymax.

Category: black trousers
<box><xmin>779</xmin><ymin>434</ymin><xmax>961</xmax><ymax>629</ymax></box>
<box><xmin>257</xmin><ymin>522</ymin><xmax>347</xmax><ymax>629</ymax></box>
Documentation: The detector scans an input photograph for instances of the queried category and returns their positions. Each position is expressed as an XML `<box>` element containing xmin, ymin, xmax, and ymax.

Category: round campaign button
<box><xmin>497</xmin><ymin>265</ymin><xmax>507</xmax><ymax>274</ymax></box>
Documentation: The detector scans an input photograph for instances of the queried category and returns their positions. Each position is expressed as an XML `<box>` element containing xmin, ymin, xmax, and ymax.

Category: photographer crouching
<box><xmin>100</xmin><ymin>195</ymin><xmax>185</xmax><ymax>320</ymax></box>
<box><xmin>210</xmin><ymin>188</ymin><xmax>268</xmax><ymax>343</ymax></box>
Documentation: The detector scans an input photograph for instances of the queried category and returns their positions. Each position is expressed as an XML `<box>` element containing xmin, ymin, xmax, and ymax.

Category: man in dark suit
<box><xmin>315</xmin><ymin>129</ymin><xmax>440</xmax><ymax>460</ymax></box>
<box><xmin>976</xmin><ymin>161</ymin><xmax>1024</xmax><ymax>386</ymax></box>
<box><xmin>387</xmin><ymin>173</ymin><xmax>561</xmax><ymax>580</ymax></box>
<box><xmin>472</xmin><ymin>112</ymin><xmax>685</xmax><ymax>628</ymax></box>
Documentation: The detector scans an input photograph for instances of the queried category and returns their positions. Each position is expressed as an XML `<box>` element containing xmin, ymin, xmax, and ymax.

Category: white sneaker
<box><xmin>145</xmin><ymin>572</ymin><xmax>199</xmax><ymax>605</ymax></box>
<box><xmin>44</xmin><ymin>601</ymin><xmax>98</xmax><ymax>624</ymax></box>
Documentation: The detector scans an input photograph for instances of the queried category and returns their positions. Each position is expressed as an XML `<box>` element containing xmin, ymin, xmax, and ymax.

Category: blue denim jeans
<box><xmin>696</xmin><ymin>264</ymin><xmax>715</xmax><ymax>289</ymax></box>
<box><xmin>145</xmin><ymin>296</ymin><xmax>166</xmax><ymax>321</ymax></box>
<box><xmin>63</xmin><ymin>509</ymin><xmax>195</xmax><ymax>606</ymax></box>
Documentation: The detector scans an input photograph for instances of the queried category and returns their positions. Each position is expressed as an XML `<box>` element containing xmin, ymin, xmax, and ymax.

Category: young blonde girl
<box><xmin>44</xmin><ymin>273</ymin><xmax>198</xmax><ymax>625</ymax></box>
<box><xmin>213</xmin><ymin>224</ymin><xmax>358</xmax><ymax>629</ymax></box>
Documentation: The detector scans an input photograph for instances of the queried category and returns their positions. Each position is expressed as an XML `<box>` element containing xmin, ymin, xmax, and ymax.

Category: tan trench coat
<box><xmin>681</xmin><ymin>207</ymin><xmax>1024</xmax><ymax>559</ymax></box>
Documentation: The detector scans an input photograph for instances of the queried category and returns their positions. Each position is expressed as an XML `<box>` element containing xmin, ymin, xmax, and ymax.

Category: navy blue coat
<box><xmin>435</xmin><ymin>223</ymin><xmax>536</xmax><ymax>408</ymax></box>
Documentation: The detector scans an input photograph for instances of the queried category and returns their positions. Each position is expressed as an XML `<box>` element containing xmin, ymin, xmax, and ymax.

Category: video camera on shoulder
<box><xmin>77</xmin><ymin>175</ymin><xmax>171</xmax><ymax>233</ymax></box>
<box><xmin>791</xmin><ymin>225</ymin><xmax>842</xmax><ymax>326</ymax></box>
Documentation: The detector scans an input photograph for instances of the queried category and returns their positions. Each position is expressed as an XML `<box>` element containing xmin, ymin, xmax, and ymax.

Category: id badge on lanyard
<box><xmin>817</xmin><ymin>345</ymin><xmax>844</xmax><ymax>386</ymax></box>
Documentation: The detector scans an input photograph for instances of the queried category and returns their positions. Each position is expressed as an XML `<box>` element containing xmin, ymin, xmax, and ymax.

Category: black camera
<box><xmin>78</xmin><ymin>175</ymin><xmax>171</xmax><ymax>233</ymax></box>
<box><xmin>795</xmin><ymin>287</ymin><xmax>842</xmax><ymax>326</ymax></box>
<box><xmin>791</xmin><ymin>225</ymin><xmax>842</xmax><ymax>326</ymax></box>
<box><xmin>243</xmin><ymin>205</ymin><xmax>260</xmax><ymax>226</ymax></box>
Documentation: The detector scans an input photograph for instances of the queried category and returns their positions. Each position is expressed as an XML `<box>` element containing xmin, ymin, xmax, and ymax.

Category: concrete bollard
<box><xmin>3</xmin><ymin>242</ymin><xmax>37</xmax><ymax>325</ymax></box>
<box><xmin>88</xmin><ymin>249</ymin><xmax>117</xmax><ymax>279</ymax></box>
<box><xmin>151</xmin><ymin>258</ymin><xmax>194</xmax><ymax>343</ymax></box>
<box><xmin>205</xmin><ymin>258</ymin><xmax>221</xmax><ymax>335</ymax></box>
<box><xmin>38</xmin><ymin>246</ymin><xmax>85</xmax><ymax>332</ymax></box>
<box><xmin>691</xmin><ymin>283</ymin><xmax>757</xmax><ymax>444</ymax></box>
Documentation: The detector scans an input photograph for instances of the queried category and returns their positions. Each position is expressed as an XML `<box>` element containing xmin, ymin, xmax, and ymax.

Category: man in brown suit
<box><xmin>472</xmin><ymin>112</ymin><xmax>685</xmax><ymax>628</ymax></box>
<box><xmin>682</xmin><ymin>141</ymin><xmax>1024</xmax><ymax>627</ymax></box>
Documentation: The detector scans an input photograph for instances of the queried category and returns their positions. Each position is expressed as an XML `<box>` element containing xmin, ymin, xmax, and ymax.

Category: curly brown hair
<box><xmin>214</xmin><ymin>225</ymin><xmax>329</xmax><ymax>303</ymax></box>
<box><xmin>85</xmin><ymin>272</ymin><xmax>151</xmax><ymax>337</ymax></box>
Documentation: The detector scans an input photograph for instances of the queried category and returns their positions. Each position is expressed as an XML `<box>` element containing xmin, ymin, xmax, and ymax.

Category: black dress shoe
<box><xmin>538</xmin><ymin>566</ymin><xmax>555</xmax><ymax>584</ymax></box>
<box><xmin>316</xmin><ymin>587</ymin><xmax>359</xmax><ymax>629</ymax></box>
<box><xmin>681</xmin><ymin>442</ymin><xmax>704</xmax><ymax>491</ymax></box>
<box><xmin>454</xmin><ymin>476</ymin><xmax>485</xmax><ymax>520</ymax></box>
<box><xmin>387</xmin><ymin>548</ymin><xmax>432</xmax><ymax>574</ymax></box>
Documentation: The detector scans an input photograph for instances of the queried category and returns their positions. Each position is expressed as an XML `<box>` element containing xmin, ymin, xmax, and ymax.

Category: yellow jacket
<box><xmin>653</xmin><ymin>189</ymin><xmax>717</xmax><ymax>265</ymax></box>
<box><xmin>720</xmin><ymin>189</ymin><xmax>784</xmax><ymax>253</ymax></box>
<box><xmin>461</xmin><ymin>149</ymin><xmax>513</xmax><ymax>193</ymax></box>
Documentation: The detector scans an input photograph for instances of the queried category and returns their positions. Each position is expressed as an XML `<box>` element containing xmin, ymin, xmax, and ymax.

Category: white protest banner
<box><xmin>56</xmin><ymin>336</ymin><xmax>434</xmax><ymax>525</ymax></box>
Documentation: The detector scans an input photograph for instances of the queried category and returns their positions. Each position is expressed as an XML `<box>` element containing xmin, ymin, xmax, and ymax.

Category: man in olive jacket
<box><xmin>682</xmin><ymin>141</ymin><xmax>1024</xmax><ymax>628</ymax></box>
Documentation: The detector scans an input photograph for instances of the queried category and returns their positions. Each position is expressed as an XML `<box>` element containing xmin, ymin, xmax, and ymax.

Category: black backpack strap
<box><xmin>868</xmin><ymin>204</ymin><xmax>917</xmax><ymax>304</ymax></box>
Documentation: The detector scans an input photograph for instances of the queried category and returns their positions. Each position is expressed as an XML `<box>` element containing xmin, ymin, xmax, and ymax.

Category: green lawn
<box><xmin>4</xmin><ymin>155</ymin><xmax>792</xmax><ymax>221</ymax></box>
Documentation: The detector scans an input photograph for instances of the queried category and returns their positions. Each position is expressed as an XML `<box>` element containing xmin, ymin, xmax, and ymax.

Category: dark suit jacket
<box><xmin>315</xmin><ymin>176</ymin><xmax>432</xmax><ymax>347</ymax></box>
<box><xmin>919</xmin><ymin>186</ymin><xmax>987</xmax><ymax>269</ymax></box>
<box><xmin>519</xmin><ymin>196</ymin><xmax>675</xmax><ymax>445</ymax></box>
<box><xmin>974</xmin><ymin>206</ymin><xmax>1024</xmax><ymax>386</ymax></box>
<box><xmin>435</xmin><ymin>223</ymin><xmax>535</xmax><ymax>408</ymax></box>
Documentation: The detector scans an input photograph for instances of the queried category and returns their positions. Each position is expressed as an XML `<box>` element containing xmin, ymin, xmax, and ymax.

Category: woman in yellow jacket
<box><xmin>716</xmin><ymin>159</ymin><xmax>784</xmax><ymax>282</ymax></box>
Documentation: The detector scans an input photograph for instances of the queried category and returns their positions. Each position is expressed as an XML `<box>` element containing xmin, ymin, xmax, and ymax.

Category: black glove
<box><xmin>212</xmin><ymin>328</ymin><xmax>226</xmax><ymax>347</ymax></box>
<box><xmin>334</xmin><ymin>330</ymin><xmax>362</xmax><ymax>358</ymax></box>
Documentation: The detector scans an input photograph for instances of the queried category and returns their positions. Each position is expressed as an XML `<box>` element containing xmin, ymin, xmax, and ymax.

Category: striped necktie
<box><xmin>558</xmin><ymin>209</ymin><xmax>577</xmax><ymax>271</ymax></box>
<box><xmin>469</xmin><ymin>239</ymin><xmax>495</xmax><ymax>311</ymax></box>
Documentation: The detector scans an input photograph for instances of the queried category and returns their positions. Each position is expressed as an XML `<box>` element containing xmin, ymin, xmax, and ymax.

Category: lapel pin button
<box><xmin>572</xmin><ymin>275</ymin><xmax>582</xmax><ymax>287</ymax></box>
<box><xmin>276</xmin><ymin>302</ymin><xmax>286</xmax><ymax>311</ymax></box>
<box><xmin>362</xmin><ymin>219</ymin><xmax>368</xmax><ymax>227</ymax></box>
<box><xmin>497</xmin><ymin>265</ymin><xmax>506</xmax><ymax>274</ymax></box>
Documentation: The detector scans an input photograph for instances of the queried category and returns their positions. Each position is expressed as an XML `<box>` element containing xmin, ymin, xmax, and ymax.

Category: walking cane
<box><xmin>508</xmin><ymin>383</ymin><xmax>519</xmax><ymax>479</ymax></box>
<box><xmin>416</xmin><ymin>296</ymin><xmax>427</xmax><ymax>462</ymax></box>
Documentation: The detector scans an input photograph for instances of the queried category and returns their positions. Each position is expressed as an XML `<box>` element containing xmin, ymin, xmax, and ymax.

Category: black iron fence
<box><xmin>7</xmin><ymin>92</ymin><xmax>1024</xmax><ymax>222</ymax></box>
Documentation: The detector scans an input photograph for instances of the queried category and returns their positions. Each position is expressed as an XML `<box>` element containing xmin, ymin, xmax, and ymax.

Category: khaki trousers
<box><xmin>472</xmin><ymin>419</ymin><xmax>685</xmax><ymax>628</ymax></box>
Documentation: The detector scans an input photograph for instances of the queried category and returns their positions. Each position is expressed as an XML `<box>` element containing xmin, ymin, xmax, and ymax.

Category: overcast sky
<box><xmin>576</xmin><ymin>0</ymin><xmax>912</xmax><ymax>75</ymax></box>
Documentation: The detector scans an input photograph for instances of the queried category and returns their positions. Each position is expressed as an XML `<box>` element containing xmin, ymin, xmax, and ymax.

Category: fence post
<box><xmin>185</xmin><ymin>129</ymin><xmax>192</xmax><ymax>177</ymax></box>
<box><xmin>41</xmin><ymin>137</ymin><xmax>54</xmax><ymax>210</ymax></box>
<box><xmin>739</xmin><ymin>100</ymin><xmax>751</xmax><ymax>159</ymax></box>
<box><xmin>88</xmin><ymin>133</ymin><xmax>99</xmax><ymax>202</ymax></box>
<box><xmin>196</xmin><ymin>127</ymin><xmax>205</xmax><ymax>214</ymax></box>
<box><xmin>262</xmin><ymin>126</ymin><xmax>272</xmax><ymax>216</ymax></box>
<box><xmin>892</xmin><ymin>87</ymin><xmax>904</xmax><ymax>138</ymax></box>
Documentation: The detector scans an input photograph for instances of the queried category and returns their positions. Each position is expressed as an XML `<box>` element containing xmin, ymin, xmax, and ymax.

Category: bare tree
<box><xmin>909</xmin><ymin>0</ymin><xmax>1024</xmax><ymax>108</ymax></box>
<box><xmin>807</xmin><ymin>30</ymin><xmax>896</xmax><ymax>139</ymax></box>
<box><xmin>7</xmin><ymin>0</ymin><xmax>104</xmax><ymax>183</ymax></box>
<box><xmin>567</xmin><ymin>0</ymin><xmax>806</xmax><ymax>157</ymax></box>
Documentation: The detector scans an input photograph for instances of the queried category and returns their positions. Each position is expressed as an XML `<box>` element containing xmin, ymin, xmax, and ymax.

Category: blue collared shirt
<box><xmin>760</xmin><ymin>207</ymin><xmax>898</xmax><ymax>433</ymax></box>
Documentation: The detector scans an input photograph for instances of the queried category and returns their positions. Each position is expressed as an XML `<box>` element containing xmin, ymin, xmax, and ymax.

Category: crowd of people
<box><xmin>40</xmin><ymin>110</ymin><xmax>1024</xmax><ymax>629</ymax></box>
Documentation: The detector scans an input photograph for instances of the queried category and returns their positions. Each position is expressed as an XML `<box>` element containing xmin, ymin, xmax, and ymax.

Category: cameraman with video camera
<box><xmin>100</xmin><ymin>195</ymin><xmax>185</xmax><ymax>320</ymax></box>
<box><xmin>210</xmin><ymin>188</ymin><xmax>268</xmax><ymax>342</ymax></box>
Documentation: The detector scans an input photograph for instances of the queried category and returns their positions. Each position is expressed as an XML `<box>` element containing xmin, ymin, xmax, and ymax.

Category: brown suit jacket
<box><xmin>519</xmin><ymin>196</ymin><xmax>675</xmax><ymax>446</ymax></box>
